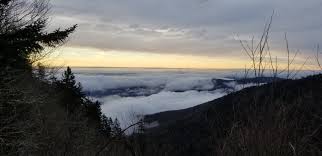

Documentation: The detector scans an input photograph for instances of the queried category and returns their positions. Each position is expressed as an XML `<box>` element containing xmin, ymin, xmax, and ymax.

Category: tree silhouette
<box><xmin>58</xmin><ymin>67</ymin><xmax>84</xmax><ymax>115</ymax></box>
<box><xmin>0</xmin><ymin>1</ymin><xmax>126</xmax><ymax>155</ymax></box>
<box><xmin>101</xmin><ymin>115</ymin><xmax>113</xmax><ymax>137</ymax></box>
<box><xmin>0</xmin><ymin>0</ymin><xmax>77</xmax><ymax>71</ymax></box>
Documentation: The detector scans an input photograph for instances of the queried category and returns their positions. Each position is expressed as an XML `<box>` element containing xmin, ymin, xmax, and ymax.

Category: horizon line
<box><xmin>54</xmin><ymin>66</ymin><xmax>245</xmax><ymax>70</ymax></box>
<box><xmin>48</xmin><ymin>66</ymin><xmax>320</xmax><ymax>72</ymax></box>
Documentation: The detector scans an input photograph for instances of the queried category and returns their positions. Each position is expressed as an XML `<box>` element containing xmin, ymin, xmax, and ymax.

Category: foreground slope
<box><xmin>144</xmin><ymin>75</ymin><xmax>322</xmax><ymax>156</ymax></box>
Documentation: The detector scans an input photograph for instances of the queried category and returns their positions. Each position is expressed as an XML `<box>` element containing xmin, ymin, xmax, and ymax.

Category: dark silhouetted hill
<box><xmin>143</xmin><ymin>75</ymin><xmax>322</xmax><ymax>156</ymax></box>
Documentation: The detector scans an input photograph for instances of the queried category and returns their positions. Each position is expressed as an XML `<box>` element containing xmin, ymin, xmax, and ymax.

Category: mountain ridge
<box><xmin>142</xmin><ymin>74</ymin><xmax>322</xmax><ymax>156</ymax></box>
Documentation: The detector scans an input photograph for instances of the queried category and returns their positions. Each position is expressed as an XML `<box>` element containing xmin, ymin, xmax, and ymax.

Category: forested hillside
<box><xmin>0</xmin><ymin>1</ymin><xmax>129</xmax><ymax>155</ymax></box>
<box><xmin>144</xmin><ymin>74</ymin><xmax>322</xmax><ymax>156</ymax></box>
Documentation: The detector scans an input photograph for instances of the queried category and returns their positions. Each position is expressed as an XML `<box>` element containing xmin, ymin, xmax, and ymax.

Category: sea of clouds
<box><xmin>71</xmin><ymin>68</ymin><xmax>245</xmax><ymax>127</ymax></box>
<box><xmin>72</xmin><ymin>68</ymin><xmax>314</xmax><ymax>128</ymax></box>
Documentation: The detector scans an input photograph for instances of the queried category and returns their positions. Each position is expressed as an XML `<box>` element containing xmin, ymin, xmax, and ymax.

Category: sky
<box><xmin>46</xmin><ymin>0</ymin><xmax>322</xmax><ymax>69</ymax></box>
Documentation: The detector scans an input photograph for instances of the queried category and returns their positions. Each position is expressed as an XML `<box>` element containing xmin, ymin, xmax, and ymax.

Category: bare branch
<box><xmin>95</xmin><ymin>121</ymin><xmax>143</xmax><ymax>156</ymax></box>
<box><xmin>316</xmin><ymin>44</ymin><xmax>322</xmax><ymax>70</ymax></box>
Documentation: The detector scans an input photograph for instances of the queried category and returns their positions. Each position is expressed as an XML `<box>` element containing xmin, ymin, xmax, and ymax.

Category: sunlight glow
<box><xmin>45</xmin><ymin>46</ymin><xmax>248</xmax><ymax>69</ymax></box>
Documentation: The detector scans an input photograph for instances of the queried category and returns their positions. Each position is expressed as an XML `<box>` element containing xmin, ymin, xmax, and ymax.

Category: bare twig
<box><xmin>95</xmin><ymin>121</ymin><xmax>143</xmax><ymax>156</ymax></box>
<box><xmin>316</xmin><ymin>44</ymin><xmax>322</xmax><ymax>70</ymax></box>
<box><xmin>289</xmin><ymin>142</ymin><xmax>296</xmax><ymax>156</ymax></box>
<box><xmin>237</xmin><ymin>11</ymin><xmax>274</xmax><ymax>78</ymax></box>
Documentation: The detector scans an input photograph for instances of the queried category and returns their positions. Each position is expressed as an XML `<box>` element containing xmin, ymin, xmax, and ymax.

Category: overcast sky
<box><xmin>48</xmin><ymin>0</ymin><xmax>322</xmax><ymax>68</ymax></box>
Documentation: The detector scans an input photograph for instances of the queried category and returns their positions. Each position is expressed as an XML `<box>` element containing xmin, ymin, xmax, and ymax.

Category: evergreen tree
<box><xmin>0</xmin><ymin>0</ymin><xmax>77</xmax><ymax>71</ymax></box>
<box><xmin>62</xmin><ymin>67</ymin><xmax>76</xmax><ymax>87</ymax></box>
<box><xmin>0</xmin><ymin>1</ymin><xmax>127</xmax><ymax>155</ymax></box>
<box><xmin>85</xmin><ymin>100</ymin><xmax>103</xmax><ymax>126</ymax></box>
<box><xmin>58</xmin><ymin>67</ymin><xmax>84</xmax><ymax>115</ymax></box>
<box><xmin>101</xmin><ymin>115</ymin><xmax>112</xmax><ymax>137</ymax></box>
<box><xmin>60</xmin><ymin>66</ymin><xmax>84</xmax><ymax>97</ymax></box>
<box><xmin>112</xmin><ymin>118</ymin><xmax>122</xmax><ymax>136</ymax></box>
<box><xmin>0</xmin><ymin>1</ymin><xmax>80</xmax><ymax>154</ymax></box>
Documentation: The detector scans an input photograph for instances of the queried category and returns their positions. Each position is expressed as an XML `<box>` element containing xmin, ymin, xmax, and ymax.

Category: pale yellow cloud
<box><xmin>41</xmin><ymin>46</ymin><xmax>249</xmax><ymax>69</ymax></box>
<box><xmin>40</xmin><ymin>46</ymin><xmax>317</xmax><ymax>70</ymax></box>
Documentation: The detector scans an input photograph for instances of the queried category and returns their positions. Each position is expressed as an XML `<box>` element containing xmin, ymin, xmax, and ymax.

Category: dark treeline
<box><xmin>0</xmin><ymin>0</ymin><xmax>132</xmax><ymax>155</ymax></box>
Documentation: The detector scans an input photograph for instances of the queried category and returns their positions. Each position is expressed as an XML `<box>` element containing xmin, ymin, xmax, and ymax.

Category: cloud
<box><xmin>74</xmin><ymin>68</ymin><xmax>238</xmax><ymax>93</ymax></box>
<box><xmin>72</xmin><ymin>67</ymin><xmax>316</xmax><ymax>128</ymax></box>
<box><xmin>50</xmin><ymin>0</ymin><xmax>322</xmax><ymax>58</ymax></box>
<box><xmin>98</xmin><ymin>90</ymin><xmax>226</xmax><ymax>128</ymax></box>
<box><xmin>72</xmin><ymin>68</ymin><xmax>243</xmax><ymax>127</ymax></box>
<box><xmin>164</xmin><ymin>77</ymin><xmax>214</xmax><ymax>91</ymax></box>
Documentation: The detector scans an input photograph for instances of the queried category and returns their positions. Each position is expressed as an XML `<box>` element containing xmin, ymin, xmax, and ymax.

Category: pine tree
<box><xmin>0</xmin><ymin>0</ymin><xmax>77</xmax><ymax>71</ymax></box>
<box><xmin>101</xmin><ymin>115</ymin><xmax>112</xmax><ymax>137</ymax></box>
<box><xmin>61</xmin><ymin>67</ymin><xmax>83</xmax><ymax>96</ymax></box>
<box><xmin>85</xmin><ymin>100</ymin><xmax>103</xmax><ymax>126</ymax></box>
<box><xmin>0</xmin><ymin>1</ymin><xmax>79</xmax><ymax>155</ymax></box>
<box><xmin>62</xmin><ymin>67</ymin><xmax>76</xmax><ymax>87</ymax></box>
<box><xmin>0</xmin><ymin>1</ymin><xmax>128</xmax><ymax>155</ymax></box>
<box><xmin>112</xmin><ymin>118</ymin><xmax>122</xmax><ymax>136</ymax></box>
<box><xmin>58</xmin><ymin>67</ymin><xmax>84</xmax><ymax>115</ymax></box>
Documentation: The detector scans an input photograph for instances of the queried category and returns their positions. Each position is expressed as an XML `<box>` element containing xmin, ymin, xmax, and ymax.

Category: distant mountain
<box><xmin>85</xmin><ymin>77</ymin><xmax>284</xmax><ymax>98</ymax></box>
<box><xmin>143</xmin><ymin>75</ymin><xmax>322</xmax><ymax>156</ymax></box>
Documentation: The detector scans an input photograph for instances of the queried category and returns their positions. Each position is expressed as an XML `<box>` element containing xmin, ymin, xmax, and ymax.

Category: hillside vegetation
<box><xmin>144</xmin><ymin>75</ymin><xmax>322</xmax><ymax>156</ymax></box>
<box><xmin>0</xmin><ymin>1</ymin><xmax>129</xmax><ymax>155</ymax></box>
